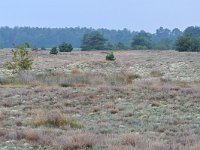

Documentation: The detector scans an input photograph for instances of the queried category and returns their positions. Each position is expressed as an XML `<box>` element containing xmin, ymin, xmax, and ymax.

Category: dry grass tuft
<box><xmin>107</xmin><ymin>72</ymin><xmax>139</xmax><ymax>86</ymax></box>
<box><xmin>150</xmin><ymin>70</ymin><xmax>163</xmax><ymax>77</ymax></box>
<box><xmin>24</xmin><ymin>130</ymin><xmax>40</xmax><ymax>142</ymax></box>
<box><xmin>30</xmin><ymin>110</ymin><xmax>83</xmax><ymax>128</ymax></box>
<box><xmin>5</xmin><ymin>130</ymin><xmax>25</xmax><ymax>140</ymax></box>
<box><xmin>121</xmin><ymin>134</ymin><xmax>136</xmax><ymax>146</ymax></box>
<box><xmin>61</xmin><ymin>132</ymin><xmax>98</xmax><ymax>150</ymax></box>
<box><xmin>71</xmin><ymin>68</ymin><xmax>81</xmax><ymax>75</ymax></box>
<box><xmin>0</xmin><ymin>128</ymin><xmax>7</xmax><ymax>137</ymax></box>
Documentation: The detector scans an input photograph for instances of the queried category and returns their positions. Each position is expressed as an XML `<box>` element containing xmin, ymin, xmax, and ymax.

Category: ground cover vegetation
<box><xmin>0</xmin><ymin>49</ymin><xmax>200</xmax><ymax>149</ymax></box>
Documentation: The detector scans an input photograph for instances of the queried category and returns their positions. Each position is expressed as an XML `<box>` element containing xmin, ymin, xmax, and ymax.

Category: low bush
<box><xmin>59</xmin><ymin>42</ymin><xmax>73</xmax><ymax>52</ymax></box>
<box><xmin>106</xmin><ymin>52</ymin><xmax>116</xmax><ymax>61</ymax></box>
<box><xmin>50</xmin><ymin>47</ymin><xmax>58</xmax><ymax>54</ymax></box>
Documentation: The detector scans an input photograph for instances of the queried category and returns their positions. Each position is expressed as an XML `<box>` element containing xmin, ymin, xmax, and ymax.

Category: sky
<box><xmin>0</xmin><ymin>0</ymin><xmax>199</xmax><ymax>33</ymax></box>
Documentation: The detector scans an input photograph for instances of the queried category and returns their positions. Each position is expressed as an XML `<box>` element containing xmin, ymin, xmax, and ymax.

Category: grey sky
<box><xmin>0</xmin><ymin>0</ymin><xmax>199</xmax><ymax>33</ymax></box>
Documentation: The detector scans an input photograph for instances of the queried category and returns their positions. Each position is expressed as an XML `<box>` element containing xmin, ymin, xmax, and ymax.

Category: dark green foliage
<box><xmin>106</xmin><ymin>52</ymin><xmax>116</xmax><ymax>61</ymax></box>
<box><xmin>131</xmin><ymin>31</ymin><xmax>152</xmax><ymax>50</ymax></box>
<box><xmin>106</xmin><ymin>42</ymin><xmax>128</xmax><ymax>50</ymax></box>
<box><xmin>0</xmin><ymin>27</ymin><xmax>134</xmax><ymax>48</ymax></box>
<box><xmin>154</xmin><ymin>39</ymin><xmax>171</xmax><ymax>50</ymax></box>
<box><xmin>4</xmin><ymin>43</ymin><xmax>33</xmax><ymax>73</ymax></box>
<box><xmin>175</xmin><ymin>26</ymin><xmax>200</xmax><ymax>52</ymax></box>
<box><xmin>59</xmin><ymin>42</ymin><xmax>73</xmax><ymax>52</ymax></box>
<box><xmin>0</xmin><ymin>26</ymin><xmax>187</xmax><ymax>50</ymax></box>
<box><xmin>175</xmin><ymin>34</ymin><xmax>200</xmax><ymax>52</ymax></box>
<box><xmin>115</xmin><ymin>42</ymin><xmax>128</xmax><ymax>50</ymax></box>
<box><xmin>106</xmin><ymin>42</ymin><xmax>114</xmax><ymax>50</ymax></box>
<box><xmin>50</xmin><ymin>47</ymin><xmax>58</xmax><ymax>54</ymax></box>
<box><xmin>184</xmin><ymin>26</ymin><xmax>200</xmax><ymax>38</ymax></box>
<box><xmin>41</xmin><ymin>47</ymin><xmax>46</xmax><ymax>50</ymax></box>
<box><xmin>81</xmin><ymin>31</ymin><xmax>107</xmax><ymax>50</ymax></box>
<box><xmin>25</xmin><ymin>42</ymin><xmax>30</xmax><ymax>48</ymax></box>
<box><xmin>152</xmin><ymin>27</ymin><xmax>182</xmax><ymax>50</ymax></box>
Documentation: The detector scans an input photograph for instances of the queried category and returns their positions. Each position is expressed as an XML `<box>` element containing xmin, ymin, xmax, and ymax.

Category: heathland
<box><xmin>0</xmin><ymin>49</ymin><xmax>200</xmax><ymax>150</ymax></box>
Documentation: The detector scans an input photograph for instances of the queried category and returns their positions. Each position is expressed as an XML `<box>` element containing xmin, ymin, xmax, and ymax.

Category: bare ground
<box><xmin>0</xmin><ymin>50</ymin><xmax>200</xmax><ymax>150</ymax></box>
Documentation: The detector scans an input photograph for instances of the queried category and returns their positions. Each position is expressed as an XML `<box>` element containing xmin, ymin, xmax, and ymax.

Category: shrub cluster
<box><xmin>50</xmin><ymin>42</ymin><xmax>73</xmax><ymax>54</ymax></box>
<box><xmin>50</xmin><ymin>47</ymin><xmax>58</xmax><ymax>54</ymax></box>
<box><xmin>59</xmin><ymin>42</ymin><xmax>73</xmax><ymax>52</ymax></box>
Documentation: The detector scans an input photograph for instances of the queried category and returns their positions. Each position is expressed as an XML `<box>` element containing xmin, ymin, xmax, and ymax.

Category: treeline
<box><xmin>0</xmin><ymin>26</ymin><xmax>200</xmax><ymax>51</ymax></box>
<box><xmin>0</xmin><ymin>27</ymin><xmax>133</xmax><ymax>48</ymax></box>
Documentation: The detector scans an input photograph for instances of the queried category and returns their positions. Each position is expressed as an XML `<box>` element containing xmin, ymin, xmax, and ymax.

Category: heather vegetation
<box><xmin>0</xmin><ymin>49</ymin><xmax>200</xmax><ymax>149</ymax></box>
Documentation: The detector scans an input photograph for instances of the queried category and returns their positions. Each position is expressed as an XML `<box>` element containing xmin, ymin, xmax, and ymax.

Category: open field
<box><xmin>0</xmin><ymin>49</ymin><xmax>200</xmax><ymax>150</ymax></box>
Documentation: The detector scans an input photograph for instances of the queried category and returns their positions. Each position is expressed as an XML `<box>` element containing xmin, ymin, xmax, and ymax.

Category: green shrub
<box><xmin>59</xmin><ymin>42</ymin><xmax>73</xmax><ymax>52</ymax></box>
<box><xmin>4</xmin><ymin>43</ymin><xmax>33</xmax><ymax>73</ymax></box>
<box><xmin>50</xmin><ymin>47</ymin><xmax>58</xmax><ymax>54</ymax></box>
<box><xmin>175</xmin><ymin>34</ymin><xmax>200</xmax><ymax>52</ymax></box>
<box><xmin>106</xmin><ymin>52</ymin><xmax>116</xmax><ymax>61</ymax></box>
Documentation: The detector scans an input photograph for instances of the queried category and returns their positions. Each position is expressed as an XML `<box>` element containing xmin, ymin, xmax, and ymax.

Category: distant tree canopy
<box><xmin>184</xmin><ymin>26</ymin><xmax>200</xmax><ymax>38</ymax></box>
<box><xmin>131</xmin><ymin>31</ymin><xmax>152</xmax><ymax>50</ymax></box>
<box><xmin>81</xmin><ymin>31</ymin><xmax>107</xmax><ymax>50</ymax></box>
<box><xmin>0</xmin><ymin>27</ymin><xmax>134</xmax><ymax>48</ymax></box>
<box><xmin>175</xmin><ymin>34</ymin><xmax>200</xmax><ymax>52</ymax></box>
<box><xmin>175</xmin><ymin>26</ymin><xmax>200</xmax><ymax>52</ymax></box>
<box><xmin>2</xmin><ymin>26</ymin><xmax>200</xmax><ymax>51</ymax></box>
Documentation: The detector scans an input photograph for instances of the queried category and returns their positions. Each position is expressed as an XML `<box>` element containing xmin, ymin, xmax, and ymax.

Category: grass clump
<box><xmin>30</xmin><ymin>110</ymin><xmax>83</xmax><ymax>128</ymax></box>
<box><xmin>107</xmin><ymin>72</ymin><xmax>139</xmax><ymax>86</ymax></box>
<box><xmin>150</xmin><ymin>70</ymin><xmax>163</xmax><ymax>77</ymax></box>
<box><xmin>61</xmin><ymin>133</ymin><xmax>98</xmax><ymax>150</ymax></box>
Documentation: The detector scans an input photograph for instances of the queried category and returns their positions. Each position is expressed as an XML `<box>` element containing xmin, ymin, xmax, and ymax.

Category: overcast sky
<box><xmin>0</xmin><ymin>0</ymin><xmax>199</xmax><ymax>33</ymax></box>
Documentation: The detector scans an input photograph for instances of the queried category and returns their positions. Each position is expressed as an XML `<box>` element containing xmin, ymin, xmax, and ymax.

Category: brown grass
<box><xmin>150</xmin><ymin>70</ymin><xmax>163</xmax><ymax>77</ymax></box>
<box><xmin>0</xmin><ymin>129</ymin><xmax>7</xmax><ymax>137</ymax></box>
<box><xmin>61</xmin><ymin>133</ymin><xmax>98</xmax><ymax>150</ymax></box>
<box><xmin>24</xmin><ymin>130</ymin><xmax>40</xmax><ymax>142</ymax></box>
<box><xmin>121</xmin><ymin>134</ymin><xmax>136</xmax><ymax>146</ymax></box>
<box><xmin>29</xmin><ymin>110</ymin><xmax>83</xmax><ymax>128</ymax></box>
<box><xmin>71</xmin><ymin>68</ymin><xmax>81</xmax><ymax>75</ymax></box>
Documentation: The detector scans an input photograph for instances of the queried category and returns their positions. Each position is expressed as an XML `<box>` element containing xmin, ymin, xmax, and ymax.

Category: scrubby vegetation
<box><xmin>4</xmin><ymin>43</ymin><xmax>32</xmax><ymax>73</ymax></box>
<box><xmin>0</xmin><ymin>50</ymin><xmax>200</xmax><ymax>149</ymax></box>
